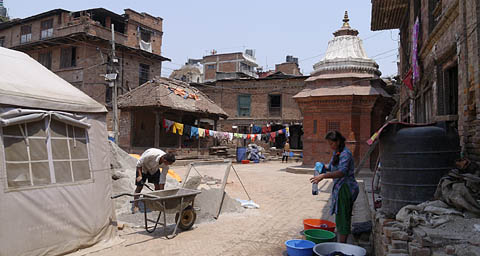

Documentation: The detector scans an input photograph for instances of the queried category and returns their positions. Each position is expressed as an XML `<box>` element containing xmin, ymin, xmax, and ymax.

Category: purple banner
<box><xmin>412</xmin><ymin>17</ymin><xmax>420</xmax><ymax>83</ymax></box>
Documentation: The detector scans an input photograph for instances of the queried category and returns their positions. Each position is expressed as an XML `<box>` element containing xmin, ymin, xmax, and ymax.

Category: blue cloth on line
<box><xmin>252</xmin><ymin>125</ymin><xmax>262</xmax><ymax>134</ymax></box>
<box><xmin>190</xmin><ymin>127</ymin><xmax>199</xmax><ymax>139</ymax></box>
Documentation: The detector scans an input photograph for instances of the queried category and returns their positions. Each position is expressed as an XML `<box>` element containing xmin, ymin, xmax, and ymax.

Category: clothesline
<box><xmin>163</xmin><ymin>119</ymin><xmax>290</xmax><ymax>143</ymax></box>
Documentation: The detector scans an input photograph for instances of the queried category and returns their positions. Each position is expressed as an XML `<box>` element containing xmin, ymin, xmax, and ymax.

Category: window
<box><xmin>327</xmin><ymin>121</ymin><xmax>340</xmax><ymax>133</ymax></box>
<box><xmin>268</xmin><ymin>94</ymin><xmax>281</xmax><ymax>116</ymax></box>
<box><xmin>415</xmin><ymin>96</ymin><xmax>425</xmax><ymax>123</ymax></box>
<box><xmin>437</xmin><ymin>65</ymin><xmax>458</xmax><ymax>115</ymax></box>
<box><xmin>140</xmin><ymin>28</ymin><xmax>152</xmax><ymax>42</ymax></box>
<box><xmin>238</xmin><ymin>94</ymin><xmax>251</xmax><ymax>117</ymax></box>
<box><xmin>38</xmin><ymin>51</ymin><xmax>52</xmax><ymax>70</ymax></box>
<box><xmin>428</xmin><ymin>0</ymin><xmax>442</xmax><ymax>33</ymax></box>
<box><xmin>2</xmin><ymin>119</ymin><xmax>90</xmax><ymax>189</ymax></box>
<box><xmin>207</xmin><ymin>64</ymin><xmax>215</xmax><ymax>70</ymax></box>
<box><xmin>424</xmin><ymin>88</ymin><xmax>433</xmax><ymax>123</ymax></box>
<box><xmin>0</xmin><ymin>36</ymin><xmax>4</xmax><ymax>47</ymax></box>
<box><xmin>20</xmin><ymin>25</ymin><xmax>32</xmax><ymax>43</ymax></box>
<box><xmin>60</xmin><ymin>47</ymin><xmax>77</xmax><ymax>68</ymax></box>
<box><xmin>402</xmin><ymin>103</ymin><xmax>410</xmax><ymax>123</ymax></box>
<box><xmin>139</xmin><ymin>64</ymin><xmax>150</xmax><ymax>85</ymax></box>
<box><xmin>41</xmin><ymin>19</ymin><xmax>53</xmax><ymax>39</ymax></box>
<box><xmin>313</xmin><ymin>120</ymin><xmax>317</xmax><ymax>134</ymax></box>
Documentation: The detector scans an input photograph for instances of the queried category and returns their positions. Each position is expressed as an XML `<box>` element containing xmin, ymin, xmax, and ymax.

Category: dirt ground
<box><xmin>78</xmin><ymin>161</ymin><xmax>370</xmax><ymax>256</ymax></box>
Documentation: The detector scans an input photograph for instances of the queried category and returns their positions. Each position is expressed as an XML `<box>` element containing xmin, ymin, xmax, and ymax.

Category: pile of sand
<box><xmin>108</xmin><ymin>142</ymin><xmax>244</xmax><ymax>222</ymax></box>
<box><xmin>184</xmin><ymin>176</ymin><xmax>244</xmax><ymax>221</ymax></box>
<box><xmin>108</xmin><ymin>141</ymin><xmax>179</xmax><ymax>215</ymax></box>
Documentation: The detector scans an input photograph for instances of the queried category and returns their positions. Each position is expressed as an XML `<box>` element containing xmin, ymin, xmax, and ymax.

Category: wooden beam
<box><xmin>154</xmin><ymin>111</ymin><xmax>160</xmax><ymax>148</ymax></box>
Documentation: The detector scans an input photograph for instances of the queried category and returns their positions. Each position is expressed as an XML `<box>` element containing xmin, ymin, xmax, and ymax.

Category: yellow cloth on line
<box><xmin>198</xmin><ymin>128</ymin><xmax>205</xmax><ymax>138</ymax></box>
<box><xmin>172</xmin><ymin>122</ymin><xmax>184</xmax><ymax>135</ymax></box>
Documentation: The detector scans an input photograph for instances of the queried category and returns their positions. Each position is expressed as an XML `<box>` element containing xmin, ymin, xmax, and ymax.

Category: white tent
<box><xmin>0</xmin><ymin>47</ymin><xmax>116</xmax><ymax>256</ymax></box>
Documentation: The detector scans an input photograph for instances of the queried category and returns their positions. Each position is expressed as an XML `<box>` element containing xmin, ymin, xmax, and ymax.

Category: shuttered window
<box><xmin>60</xmin><ymin>47</ymin><xmax>77</xmax><ymax>68</ymax></box>
<box><xmin>41</xmin><ymin>19</ymin><xmax>53</xmax><ymax>39</ymax></box>
<box><xmin>238</xmin><ymin>94</ymin><xmax>251</xmax><ymax>117</ymax></box>
<box><xmin>20</xmin><ymin>25</ymin><xmax>32</xmax><ymax>43</ymax></box>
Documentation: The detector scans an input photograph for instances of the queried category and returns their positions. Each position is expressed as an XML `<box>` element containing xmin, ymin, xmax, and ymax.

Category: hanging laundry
<box><xmin>286</xmin><ymin>127</ymin><xmax>290</xmax><ymax>137</ymax></box>
<box><xmin>278</xmin><ymin>129</ymin><xmax>284</xmax><ymax>135</ymax></box>
<box><xmin>172</xmin><ymin>122</ymin><xmax>184</xmax><ymax>135</ymax></box>
<box><xmin>252</xmin><ymin>125</ymin><xmax>262</xmax><ymax>134</ymax></box>
<box><xmin>163</xmin><ymin>119</ymin><xmax>174</xmax><ymax>132</ymax></box>
<box><xmin>205</xmin><ymin>129</ymin><xmax>210</xmax><ymax>137</ymax></box>
<box><xmin>184</xmin><ymin>125</ymin><xmax>192</xmax><ymax>138</ymax></box>
<box><xmin>228</xmin><ymin>133</ymin><xmax>234</xmax><ymax>141</ymax></box>
<box><xmin>262</xmin><ymin>126</ymin><xmax>268</xmax><ymax>134</ymax></box>
<box><xmin>242</xmin><ymin>134</ymin><xmax>247</xmax><ymax>140</ymax></box>
<box><xmin>198</xmin><ymin>128</ymin><xmax>205</xmax><ymax>138</ymax></box>
<box><xmin>191</xmin><ymin>126</ymin><xmax>199</xmax><ymax>139</ymax></box>
<box><xmin>270</xmin><ymin>132</ymin><xmax>276</xmax><ymax>143</ymax></box>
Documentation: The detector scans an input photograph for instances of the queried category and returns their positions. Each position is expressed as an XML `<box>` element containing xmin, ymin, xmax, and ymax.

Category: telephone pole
<box><xmin>111</xmin><ymin>23</ymin><xmax>119</xmax><ymax>143</ymax></box>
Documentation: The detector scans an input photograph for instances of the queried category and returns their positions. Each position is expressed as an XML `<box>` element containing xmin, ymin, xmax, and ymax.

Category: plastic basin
<box><xmin>304</xmin><ymin>229</ymin><xmax>336</xmax><ymax>244</ymax></box>
<box><xmin>313</xmin><ymin>242</ymin><xmax>366</xmax><ymax>256</ymax></box>
<box><xmin>241</xmin><ymin>160</ymin><xmax>250</xmax><ymax>164</ymax></box>
<box><xmin>285</xmin><ymin>239</ymin><xmax>315</xmax><ymax>256</ymax></box>
<box><xmin>303</xmin><ymin>219</ymin><xmax>336</xmax><ymax>233</ymax></box>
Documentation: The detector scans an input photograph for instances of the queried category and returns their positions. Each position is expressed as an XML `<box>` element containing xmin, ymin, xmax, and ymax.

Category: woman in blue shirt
<box><xmin>310</xmin><ymin>131</ymin><xmax>359</xmax><ymax>243</ymax></box>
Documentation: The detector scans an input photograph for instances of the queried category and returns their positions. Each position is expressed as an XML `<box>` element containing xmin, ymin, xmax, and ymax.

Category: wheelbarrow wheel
<box><xmin>175</xmin><ymin>205</ymin><xmax>196</xmax><ymax>230</ymax></box>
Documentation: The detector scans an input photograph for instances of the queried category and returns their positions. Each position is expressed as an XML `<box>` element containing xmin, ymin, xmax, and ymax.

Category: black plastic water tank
<box><xmin>379</xmin><ymin>122</ymin><xmax>459</xmax><ymax>217</ymax></box>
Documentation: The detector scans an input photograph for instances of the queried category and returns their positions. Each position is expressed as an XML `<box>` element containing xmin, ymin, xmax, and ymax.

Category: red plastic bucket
<box><xmin>241</xmin><ymin>160</ymin><xmax>250</xmax><ymax>164</ymax></box>
<box><xmin>303</xmin><ymin>219</ymin><xmax>336</xmax><ymax>233</ymax></box>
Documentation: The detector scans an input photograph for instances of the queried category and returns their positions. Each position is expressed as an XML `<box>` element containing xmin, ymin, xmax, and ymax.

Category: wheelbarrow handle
<box><xmin>111</xmin><ymin>192</ymin><xmax>160</xmax><ymax>199</ymax></box>
<box><xmin>111</xmin><ymin>192</ymin><xmax>150</xmax><ymax>199</ymax></box>
<box><xmin>111</xmin><ymin>193</ymin><xmax>136</xmax><ymax>199</ymax></box>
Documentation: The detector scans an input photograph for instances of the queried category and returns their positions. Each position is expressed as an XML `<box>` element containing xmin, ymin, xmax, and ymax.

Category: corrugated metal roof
<box><xmin>118</xmin><ymin>77</ymin><xmax>228</xmax><ymax>118</ymax></box>
<box><xmin>371</xmin><ymin>0</ymin><xmax>409</xmax><ymax>31</ymax></box>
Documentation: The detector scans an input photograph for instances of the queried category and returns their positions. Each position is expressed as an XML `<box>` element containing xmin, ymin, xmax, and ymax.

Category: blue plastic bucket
<box><xmin>236</xmin><ymin>147</ymin><xmax>247</xmax><ymax>162</ymax></box>
<box><xmin>285</xmin><ymin>239</ymin><xmax>315</xmax><ymax>256</ymax></box>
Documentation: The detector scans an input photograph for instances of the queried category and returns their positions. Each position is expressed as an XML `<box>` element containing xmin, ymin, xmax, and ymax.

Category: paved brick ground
<box><xmin>78</xmin><ymin>161</ymin><xmax>369</xmax><ymax>256</ymax></box>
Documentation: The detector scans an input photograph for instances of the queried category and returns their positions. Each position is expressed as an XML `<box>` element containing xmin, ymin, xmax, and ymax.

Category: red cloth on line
<box><xmin>403</xmin><ymin>68</ymin><xmax>413</xmax><ymax>91</ymax></box>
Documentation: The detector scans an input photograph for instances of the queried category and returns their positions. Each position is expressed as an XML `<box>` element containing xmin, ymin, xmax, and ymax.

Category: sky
<box><xmin>5</xmin><ymin>0</ymin><xmax>400</xmax><ymax>78</ymax></box>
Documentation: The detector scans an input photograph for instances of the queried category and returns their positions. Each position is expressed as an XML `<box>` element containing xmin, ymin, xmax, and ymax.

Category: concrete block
<box><xmin>384</xmin><ymin>227</ymin><xmax>400</xmax><ymax>238</ymax></box>
<box><xmin>392</xmin><ymin>239</ymin><xmax>408</xmax><ymax>250</ymax></box>
<box><xmin>392</xmin><ymin>231</ymin><xmax>409</xmax><ymax>241</ymax></box>
<box><xmin>409</xmin><ymin>242</ymin><xmax>431</xmax><ymax>256</ymax></box>
<box><xmin>388</xmin><ymin>245</ymin><xmax>408</xmax><ymax>254</ymax></box>
<box><xmin>445</xmin><ymin>245</ymin><xmax>455</xmax><ymax>255</ymax></box>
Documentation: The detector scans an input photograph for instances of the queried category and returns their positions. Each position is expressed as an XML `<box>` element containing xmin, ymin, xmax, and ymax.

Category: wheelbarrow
<box><xmin>111</xmin><ymin>188</ymin><xmax>201</xmax><ymax>239</ymax></box>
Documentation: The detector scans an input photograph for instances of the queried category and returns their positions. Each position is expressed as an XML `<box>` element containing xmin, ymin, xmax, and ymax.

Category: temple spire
<box><xmin>342</xmin><ymin>11</ymin><xmax>350</xmax><ymax>28</ymax></box>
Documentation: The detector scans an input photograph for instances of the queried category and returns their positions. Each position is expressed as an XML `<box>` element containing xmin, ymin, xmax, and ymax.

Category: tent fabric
<box><xmin>0</xmin><ymin>47</ymin><xmax>106</xmax><ymax>113</ymax></box>
<box><xmin>0</xmin><ymin>47</ymin><xmax>115</xmax><ymax>256</ymax></box>
<box><xmin>0</xmin><ymin>108</ymin><xmax>91</xmax><ymax>128</ymax></box>
<box><xmin>0</xmin><ymin>112</ymin><xmax>116</xmax><ymax>256</ymax></box>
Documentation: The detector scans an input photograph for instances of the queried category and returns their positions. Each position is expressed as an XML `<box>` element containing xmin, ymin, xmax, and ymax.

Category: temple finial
<box><xmin>342</xmin><ymin>11</ymin><xmax>350</xmax><ymax>28</ymax></box>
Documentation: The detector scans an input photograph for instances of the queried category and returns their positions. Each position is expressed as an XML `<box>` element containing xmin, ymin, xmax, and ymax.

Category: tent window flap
<box><xmin>1</xmin><ymin>109</ymin><xmax>91</xmax><ymax>190</ymax></box>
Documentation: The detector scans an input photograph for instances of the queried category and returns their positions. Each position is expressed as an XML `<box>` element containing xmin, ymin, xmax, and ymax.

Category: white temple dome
<box><xmin>311</xmin><ymin>11</ymin><xmax>381</xmax><ymax>77</ymax></box>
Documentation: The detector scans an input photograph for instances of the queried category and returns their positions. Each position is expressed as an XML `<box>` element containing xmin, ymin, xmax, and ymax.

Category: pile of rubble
<box><xmin>373</xmin><ymin>159</ymin><xmax>480</xmax><ymax>255</ymax></box>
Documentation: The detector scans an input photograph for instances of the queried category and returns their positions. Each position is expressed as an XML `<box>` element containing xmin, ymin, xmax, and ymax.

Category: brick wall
<box><xmin>124</xmin><ymin>9</ymin><xmax>163</xmax><ymax>55</ymax></box>
<box><xmin>196</xmin><ymin>77</ymin><xmax>306</xmax><ymax>123</ymax></box>
<box><xmin>397</xmin><ymin>0</ymin><xmax>480</xmax><ymax>161</ymax></box>
<box><xmin>275</xmin><ymin>62</ymin><xmax>302</xmax><ymax>76</ymax></box>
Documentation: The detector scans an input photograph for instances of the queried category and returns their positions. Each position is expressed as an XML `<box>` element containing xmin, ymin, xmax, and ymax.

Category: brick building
<box><xmin>0</xmin><ymin>8</ymin><xmax>169</xmax><ymax>130</ymax></box>
<box><xmin>118</xmin><ymin>77</ymin><xmax>228</xmax><ymax>155</ymax></box>
<box><xmin>169</xmin><ymin>58</ymin><xmax>203</xmax><ymax>83</ymax></box>
<box><xmin>294</xmin><ymin>12</ymin><xmax>394</xmax><ymax>167</ymax></box>
<box><xmin>201</xmin><ymin>49</ymin><xmax>259</xmax><ymax>82</ymax></box>
<box><xmin>275</xmin><ymin>55</ymin><xmax>303</xmax><ymax>76</ymax></box>
<box><xmin>371</xmin><ymin>0</ymin><xmax>480</xmax><ymax>161</ymax></box>
<box><xmin>193</xmin><ymin>72</ymin><xmax>307</xmax><ymax>150</ymax></box>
